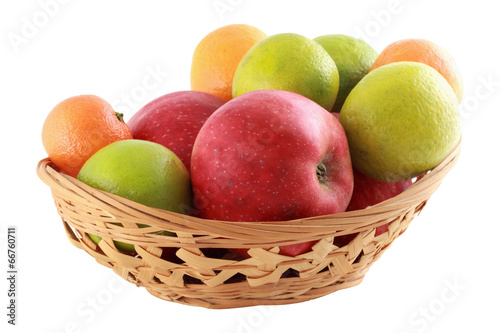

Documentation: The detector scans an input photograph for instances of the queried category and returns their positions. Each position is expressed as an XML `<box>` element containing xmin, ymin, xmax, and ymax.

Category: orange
<box><xmin>370</xmin><ymin>39</ymin><xmax>463</xmax><ymax>102</ymax></box>
<box><xmin>42</xmin><ymin>94</ymin><xmax>133</xmax><ymax>177</ymax></box>
<box><xmin>190</xmin><ymin>24</ymin><xmax>267</xmax><ymax>101</ymax></box>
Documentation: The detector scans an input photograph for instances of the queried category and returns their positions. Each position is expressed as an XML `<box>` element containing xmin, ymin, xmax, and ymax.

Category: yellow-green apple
<box><xmin>127</xmin><ymin>90</ymin><xmax>225</xmax><ymax>171</ymax></box>
<box><xmin>77</xmin><ymin>139</ymin><xmax>192</xmax><ymax>253</ymax></box>
<box><xmin>332</xmin><ymin>111</ymin><xmax>413</xmax><ymax>244</ymax></box>
<box><xmin>191</xmin><ymin>90</ymin><xmax>354</xmax><ymax>256</ymax></box>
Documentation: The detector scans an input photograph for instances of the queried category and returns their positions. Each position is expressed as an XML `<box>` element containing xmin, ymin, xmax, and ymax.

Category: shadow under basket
<box><xmin>37</xmin><ymin>140</ymin><xmax>460</xmax><ymax>309</ymax></box>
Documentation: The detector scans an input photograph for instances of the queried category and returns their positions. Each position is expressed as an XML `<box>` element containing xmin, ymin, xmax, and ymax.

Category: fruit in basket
<box><xmin>334</xmin><ymin>110</ymin><xmax>413</xmax><ymax>242</ymax></box>
<box><xmin>347</xmin><ymin>168</ymin><xmax>413</xmax><ymax>212</ymax></box>
<box><xmin>370</xmin><ymin>38</ymin><xmax>463</xmax><ymax>102</ymax></box>
<box><xmin>340</xmin><ymin>61</ymin><xmax>461</xmax><ymax>183</ymax></box>
<box><xmin>127</xmin><ymin>90</ymin><xmax>226</xmax><ymax>171</ymax></box>
<box><xmin>42</xmin><ymin>95</ymin><xmax>133</xmax><ymax>177</ymax></box>
<box><xmin>232</xmin><ymin>33</ymin><xmax>340</xmax><ymax>111</ymax></box>
<box><xmin>314</xmin><ymin>34</ymin><xmax>378</xmax><ymax>113</ymax></box>
<box><xmin>191</xmin><ymin>24</ymin><xmax>267</xmax><ymax>101</ymax></box>
<box><xmin>36</xmin><ymin>29</ymin><xmax>465</xmax><ymax>308</ymax></box>
<box><xmin>77</xmin><ymin>139</ymin><xmax>191</xmax><ymax>253</ymax></box>
<box><xmin>191</xmin><ymin>90</ymin><xmax>353</xmax><ymax>256</ymax></box>
<box><xmin>347</xmin><ymin>168</ymin><xmax>413</xmax><ymax>236</ymax></box>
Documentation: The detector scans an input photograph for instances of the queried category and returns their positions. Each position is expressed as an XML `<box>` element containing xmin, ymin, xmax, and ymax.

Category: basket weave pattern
<box><xmin>37</xmin><ymin>140</ymin><xmax>460</xmax><ymax>309</ymax></box>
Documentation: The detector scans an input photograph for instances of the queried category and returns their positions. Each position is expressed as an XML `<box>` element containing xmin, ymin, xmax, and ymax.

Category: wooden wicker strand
<box><xmin>36</xmin><ymin>139</ymin><xmax>460</xmax><ymax>309</ymax></box>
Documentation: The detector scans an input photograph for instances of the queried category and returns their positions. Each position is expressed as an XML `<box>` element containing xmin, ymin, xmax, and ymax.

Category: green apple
<box><xmin>77</xmin><ymin>139</ymin><xmax>191</xmax><ymax>253</ymax></box>
<box><xmin>232</xmin><ymin>33</ymin><xmax>339</xmax><ymax>111</ymax></box>
<box><xmin>314</xmin><ymin>34</ymin><xmax>378</xmax><ymax>113</ymax></box>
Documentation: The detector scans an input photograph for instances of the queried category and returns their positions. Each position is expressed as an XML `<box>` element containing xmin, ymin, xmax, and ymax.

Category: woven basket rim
<box><xmin>37</xmin><ymin>137</ymin><xmax>461</xmax><ymax>245</ymax></box>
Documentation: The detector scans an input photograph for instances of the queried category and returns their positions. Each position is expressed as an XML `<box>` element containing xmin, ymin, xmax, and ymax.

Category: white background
<box><xmin>1</xmin><ymin>0</ymin><xmax>499</xmax><ymax>332</ymax></box>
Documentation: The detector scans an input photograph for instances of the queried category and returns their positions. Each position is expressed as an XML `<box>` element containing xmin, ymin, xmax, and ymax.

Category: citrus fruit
<box><xmin>314</xmin><ymin>34</ymin><xmax>378</xmax><ymax>113</ymax></box>
<box><xmin>42</xmin><ymin>94</ymin><xmax>133</xmax><ymax>177</ymax></box>
<box><xmin>370</xmin><ymin>38</ymin><xmax>463</xmax><ymax>102</ymax></box>
<box><xmin>339</xmin><ymin>62</ymin><xmax>461</xmax><ymax>182</ymax></box>
<box><xmin>232</xmin><ymin>33</ymin><xmax>339</xmax><ymax>111</ymax></box>
<box><xmin>190</xmin><ymin>24</ymin><xmax>267</xmax><ymax>102</ymax></box>
<box><xmin>77</xmin><ymin>139</ymin><xmax>192</xmax><ymax>253</ymax></box>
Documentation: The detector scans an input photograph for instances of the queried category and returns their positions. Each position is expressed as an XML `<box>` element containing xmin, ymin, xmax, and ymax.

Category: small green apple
<box><xmin>77</xmin><ymin>139</ymin><xmax>191</xmax><ymax>253</ymax></box>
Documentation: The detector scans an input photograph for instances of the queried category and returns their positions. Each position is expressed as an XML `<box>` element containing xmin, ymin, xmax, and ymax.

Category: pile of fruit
<box><xmin>41</xmin><ymin>24</ymin><xmax>462</xmax><ymax>258</ymax></box>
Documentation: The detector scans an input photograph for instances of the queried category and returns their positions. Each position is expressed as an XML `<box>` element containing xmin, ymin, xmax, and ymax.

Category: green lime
<box><xmin>339</xmin><ymin>62</ymin><xmax>461</xmax><ymax>182</ymax></box>
<box><xmin>232</xmin><ymin>33</ymin><xmax>339</xmax><ymax>111</ymax></box>
<box><xmin>77</xmin><ymin>139</ymin><xmax>191</xmax><ymax>253</ymax></box>
<box><xmin>314</xmin><ymin>34</ymin><xmax>378</xmax><ymax>113</ymax></box>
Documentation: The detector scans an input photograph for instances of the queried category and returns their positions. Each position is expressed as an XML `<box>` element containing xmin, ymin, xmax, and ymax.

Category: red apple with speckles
<box><xmin>191</xmin><ymin>90</ymin><xmax>354</xmax><ymax>256</ymax></box>
<box><xmin>127</xmin><ymin>91</ymin><xmax>225</xmax><ymax>171</ymax></box>
<box><xmin>334</xmin><ymin>168</ymin><xmax>413</xmax><ymax>247</ymax></box>
<box><xmin>347</xmin><ymin>168</ymin><xmax>413</xmax><ymax>235</ymax></box>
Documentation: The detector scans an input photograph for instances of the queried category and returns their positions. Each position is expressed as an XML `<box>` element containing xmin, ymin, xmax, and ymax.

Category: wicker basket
<box><xmin>37</xmin><ymin>139</ymin><xmax>460</xmax><ymax>309</ymax></box>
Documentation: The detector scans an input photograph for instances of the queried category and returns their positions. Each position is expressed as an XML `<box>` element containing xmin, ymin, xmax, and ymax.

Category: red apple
<box><xmin>191</xmin><ymin>90</ymin><xmax>354</xmax><ymax>256</ymax></box>
<box><xmin>347</xmin><ymin>168</ymin><xmax>413</xmax><ymax>236</ymax></box>
<box><xmin>229</xmin><ymin>240</ymin><xmax>318</xmax><ymax>259</ymax></box>
<box><xmin>127</xmin><ymin>90</ymin><xmax>225</xmax><ymax>171</ymax></box>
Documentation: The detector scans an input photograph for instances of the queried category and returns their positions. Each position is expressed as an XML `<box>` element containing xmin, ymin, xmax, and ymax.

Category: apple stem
<box><xmin>316</xmin><ymin>162</ymin><xmax>328</xmax><ymax>182</ymax></box>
